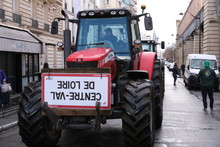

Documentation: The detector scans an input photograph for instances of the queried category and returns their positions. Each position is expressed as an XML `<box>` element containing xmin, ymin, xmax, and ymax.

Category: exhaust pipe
<box><xmin>61</xmin><ymin>10</ymin><xmax>71</xmax><ymax>68</ymax></box>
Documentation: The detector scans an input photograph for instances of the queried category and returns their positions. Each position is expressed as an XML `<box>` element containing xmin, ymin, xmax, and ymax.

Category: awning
<box><xmin>0</xmin><ymin>25</ymin><xmax>42</xmax><ymax>53</ymax></box>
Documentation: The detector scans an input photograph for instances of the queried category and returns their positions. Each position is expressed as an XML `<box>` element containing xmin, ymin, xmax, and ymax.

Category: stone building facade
<box><xmin>0</xmin><ymin>0</ymin><xmax>63</xmax><ymax>92</ymax></box>
<box><xmin>176</xmin><ymin>0</ymin><xmax>220</xmax><ymax>66</ymax></box>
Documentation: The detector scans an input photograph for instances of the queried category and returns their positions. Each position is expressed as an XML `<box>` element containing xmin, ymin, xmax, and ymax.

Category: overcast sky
<box><xmin>137</xmin><ymin>0</ymin><xmax>191</xmax><ymax>45</ymax></box>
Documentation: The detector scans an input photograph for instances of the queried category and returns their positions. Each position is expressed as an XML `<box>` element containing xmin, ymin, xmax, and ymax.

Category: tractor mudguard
<box><xmin>139</xmin><ymin>52</ymin><xmax>157</xmax><ymax>80</ymax></box>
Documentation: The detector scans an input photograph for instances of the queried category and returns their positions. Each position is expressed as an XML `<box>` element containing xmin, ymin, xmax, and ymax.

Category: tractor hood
<box><xmin>66</xmin><ymin>47</ymin><xmax>117</xmax><ymax>79</ymax></box>
<box><xmin>66</xmin><ymin>47</ymin><xmax>114</xmax><ymax>62</ymax></box>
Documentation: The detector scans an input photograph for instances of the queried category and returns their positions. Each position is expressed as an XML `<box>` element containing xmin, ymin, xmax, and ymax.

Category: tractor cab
<box><xmin>76</xmin><ymin>10</ymin><xmax>130</xmax><ymax>59</ymax></box>
<box><xmin>51</xmin><ymin>8</ymin><xmax>154</xmax><ymax>79</ymax></box>
<box><xmin>75</xmin><ymin>8</ymin><xmax>152</xmax><ymax>59</ymax></box>
<box><xmin>51</xmin><ymin>8</ymin><xmax>152</xmax><ymax>60</ymax></box>
<box><xmin>141</xmin><ymin>40</ymin><xmax>158</xmax><ymax>52</ymax></box>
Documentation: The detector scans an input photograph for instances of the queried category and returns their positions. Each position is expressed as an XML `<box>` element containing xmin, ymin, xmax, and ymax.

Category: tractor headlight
<box><xmin>88</xmin><ymin>11</ymin><xmax>95</xmax><ymax>16</ymax></box>
<box><xmin>110</xmin><ymin>11</ymin><xmax>117</xmax><ymax>15</ymax></box>
<box><xmin>80</xmin><ymin>12</ymin><xmax>87</xmax><ymax>16</ymax></box>
<box><xmin>119</xmin><ymin>10</ymin><xmax>125</xmax><ymax>15</ymax></box>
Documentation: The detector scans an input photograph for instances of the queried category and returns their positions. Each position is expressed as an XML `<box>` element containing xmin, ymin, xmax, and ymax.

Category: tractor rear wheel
<box><xmin>122</xmin><ymin>79</ymin><xmax>154</xmax><ymax>147</ymax></box>
<box><xmin>153</xmin><ymin>59</ymin><xmax>163</xmax><ymax>128</ymax></box>
<box><xmin>17</xmin><ymin>81</ymin><xmax>61</xmax><ymax>147</ymax></box>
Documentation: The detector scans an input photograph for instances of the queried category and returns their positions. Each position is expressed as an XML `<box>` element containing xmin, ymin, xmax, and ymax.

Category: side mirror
<box><xmin>161</xmin><ymin>41</ymin><xmax>165</xmax><ymax>49</ymax></box>
<box><xmin>51</xmin><ymin>21</ymin><xmax>58</xmax><ymax>34</ymax></box>
<box><xmin>144</xmin><ymin>15</ymin><xmax>153</xmax><ymax>30</ymax></box>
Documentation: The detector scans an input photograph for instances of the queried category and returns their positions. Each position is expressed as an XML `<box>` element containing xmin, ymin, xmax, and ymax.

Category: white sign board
<box><xmin>42</xmin><ymin>73</ymin><xmax>111</xmax><ymax>110</ymax></box>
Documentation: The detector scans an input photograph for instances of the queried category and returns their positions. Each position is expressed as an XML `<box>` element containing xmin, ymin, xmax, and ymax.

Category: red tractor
<box><xmin>18</xmin><ymin>7</ymin><xmax>163</xmax><ymax>147</ymax></box>
<box><xmin>141</xmin><ymin>39</ymin><xmax>165</xmax><ymax>105</ymax></box>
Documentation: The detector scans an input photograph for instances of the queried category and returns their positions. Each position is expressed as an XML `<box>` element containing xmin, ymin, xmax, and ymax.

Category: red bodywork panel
<box><xmin>66</xmin><ymin>47</ymin><xmax>117</xmax><ymax>79</ymax></box>
<box><xmin>139</xmin><ymin>52</ymin><xmax>156</xmax><ymax>80</ymax></box>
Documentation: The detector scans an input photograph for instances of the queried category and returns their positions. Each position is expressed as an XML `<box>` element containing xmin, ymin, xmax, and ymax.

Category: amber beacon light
<box><xmin>141</xmin><ymin>4</ymin><xmax>146</xmax><ymax>13</ymax></box>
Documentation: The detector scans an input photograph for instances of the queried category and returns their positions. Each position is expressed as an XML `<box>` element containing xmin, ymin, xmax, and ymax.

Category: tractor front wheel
<box><xmin>17</xmin><ymin>81</ymin><xmax>61</xmax><ymax>147</ymax></box>
<box><xmin>122</xmin><ymin>79</ymin><xmax>154</xmax><ymax>147</ymax></box>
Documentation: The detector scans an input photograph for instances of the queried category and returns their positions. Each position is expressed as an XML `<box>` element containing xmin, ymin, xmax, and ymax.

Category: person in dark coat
<box><xmin>181</xmin><ymin>64</ymin><xmax>185</xmax><ymax>76</ymax></box>
<box><xmin>0</xmin><ymin>68</ymin><xmax>7</xmax><ymax>107</ymax></box>
<box><xmin>197</xmin><ymin>61</ymin><xmax>217</xmax><ymax>111</ymax></box>
<box><xmin>172</xmin><ymin>63</ymin><xmax>179</xmax><ymax>85</ymax></box>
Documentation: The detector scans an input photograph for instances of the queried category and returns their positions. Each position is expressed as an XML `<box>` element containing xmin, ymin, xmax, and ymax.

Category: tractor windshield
<box><xmin>76</xmin><ymin>17</ymin><xmax>130</xmax><ymax>58</ymax></box>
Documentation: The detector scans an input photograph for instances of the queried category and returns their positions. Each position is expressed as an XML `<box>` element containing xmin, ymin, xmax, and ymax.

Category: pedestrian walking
<box><xmin>172</xmin><ymin>63</ymin><xmax>179</xmax><ymax>85</ymax></box>
<box><xmin>0</xmin><ymin>68</ymin><xmax>7</xmax><ymax>107</ymax></box>
<box><xmin>181</xmin><ymin>64</ymin><xmax>185</xmax><ymax>76</ymax></box>
<box><xmin>197</xmin><ymin>61</ymin><xmax>217</xmax><ymax>111</ymax></box>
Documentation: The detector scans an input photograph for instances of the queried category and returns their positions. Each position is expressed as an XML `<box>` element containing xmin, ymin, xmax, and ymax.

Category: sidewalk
<box><xmin>172</xmin><ymin>70</ymin><xmax>220</xmax><ymax>120</ymax></box>
<box><xmin>0</xmin><ymin>93</ymin><xmax>20</xmax><ymax>133</ymax></box>
<box><xmin>155</xmin><ymin>68</ymin><xmax>220</xmax><ymax>146</ymax></box>
<box><xmin>0</xmin><ymin>93</ymin><xmax>20</xmax><ymax>109</ymax></box>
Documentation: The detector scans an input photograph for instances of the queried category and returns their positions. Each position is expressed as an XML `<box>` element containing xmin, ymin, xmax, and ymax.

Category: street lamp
<box><xmin>179</xmin><ymin>11</ymin><xmax>201</xmax><ymax>54</ymax></box>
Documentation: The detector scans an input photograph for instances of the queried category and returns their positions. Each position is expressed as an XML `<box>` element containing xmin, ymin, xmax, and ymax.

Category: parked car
<box><xmin>167</xmin><ymin>62</ymin><xmax>174</xmax><ymax>71</ymax></box>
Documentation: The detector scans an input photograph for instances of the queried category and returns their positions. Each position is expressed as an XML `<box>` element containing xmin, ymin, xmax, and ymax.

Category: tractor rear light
<box><xmin>119</xmin><ymin>10</ymin><xmax>125</xmax><ymax>15</ymax></box>
<box><xmin>81</xmin><ymin>12</ymin><xmax>87</xmax><ymax>16</ymax></box>
<box><xmin>88</xmin><ymin>11</ymin><xmax>95</xmax><ymax>16</ymax></box>
<box><xmin>110</xmin><ymin>11</ymin><xmax>117</xmax><ymax>15</ymax></box>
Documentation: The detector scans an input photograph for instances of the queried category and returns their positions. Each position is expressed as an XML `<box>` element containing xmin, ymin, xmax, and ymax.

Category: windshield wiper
<box><xmin>78</xmin><ymin>42</ymin><xmax>104</xmax><ymax>46</ymax></box>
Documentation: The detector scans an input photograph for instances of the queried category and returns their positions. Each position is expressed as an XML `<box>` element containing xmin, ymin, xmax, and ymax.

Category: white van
<box><xmin>184</xmin><ymin>54</ymin><xmax>219</xmax><ymax>90</ymax></box>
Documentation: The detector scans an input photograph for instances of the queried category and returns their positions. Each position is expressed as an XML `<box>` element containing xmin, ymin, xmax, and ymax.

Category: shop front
<box><xmin>0</xmin><ymin>25</ymin><xmax>42</xmax><ymax>93</ymax></box>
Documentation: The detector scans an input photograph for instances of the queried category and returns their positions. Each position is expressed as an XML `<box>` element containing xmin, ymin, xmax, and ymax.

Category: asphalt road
<box><xmin>1</xmin><ymin>68</ymin><xmax>220</xmax><ymax>147</ymax></box>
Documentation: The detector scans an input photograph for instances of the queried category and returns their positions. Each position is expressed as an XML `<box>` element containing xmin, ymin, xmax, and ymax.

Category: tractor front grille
<box><xmin>67</xmin><ymin>61</ymin><xmax>98</xmax><ymax>68</ymax></box>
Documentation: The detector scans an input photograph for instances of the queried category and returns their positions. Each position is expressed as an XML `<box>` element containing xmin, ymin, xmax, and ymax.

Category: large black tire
<box><xmin>122</xmin><ymin>79</ymin><xmax>154</xmax><ymax>147</ymax></box>
<box><xmin>160</xmin><ymin>60</ymin><xmax>165</xmax><ymax>98</ymax></box>
<box><xmin>153</xmin><ymin>59</ymin><xmax>163</xmax><ymax>128</ymax></box>
<box><xmin>17</xmin><ymin>81</ymin><xmax>61</xmax><ymax>147</ymax></box>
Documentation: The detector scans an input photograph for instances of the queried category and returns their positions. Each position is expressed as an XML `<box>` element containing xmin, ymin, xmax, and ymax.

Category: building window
<box><xmin>13</xmin><ymin>13</ymin><xmax>21</xmax><ymax>24</ymax></box>
<box><xmin>31</xmin><ymin>19</ymin><xmax>38</xmax><ymax>28</ymax></box>
<box><xmin>44</xmin><ymin>23</ymin><xmax>49</xmax><ymax>32</ymax></box>
<box><xmin>0</xmin><ymin>8</ymin><xmax>5</xmax><ymax>19</ymax></box>
<box><xmin>22</xmin><ymin>54</ymin><xmax>28</xmax><ymax>76</ymax></box>
<box><xmin>12</xmin><ymin>0</ymin><xmax>21</xmax><ymax>24</ymax></box>
<box><xmin>107</xmin><ymin>0</ymin><xmax>109</xmax><ymax>5</ymax></box>
<box><xmin>21</xmin><ymin>54</ymin><xmax>39</xmax><ymax>88</ymax></box>
<box><xmin>65</xmin><ymin>0</ymin><xmax>67</xmax><ymax>9</ymax></box>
